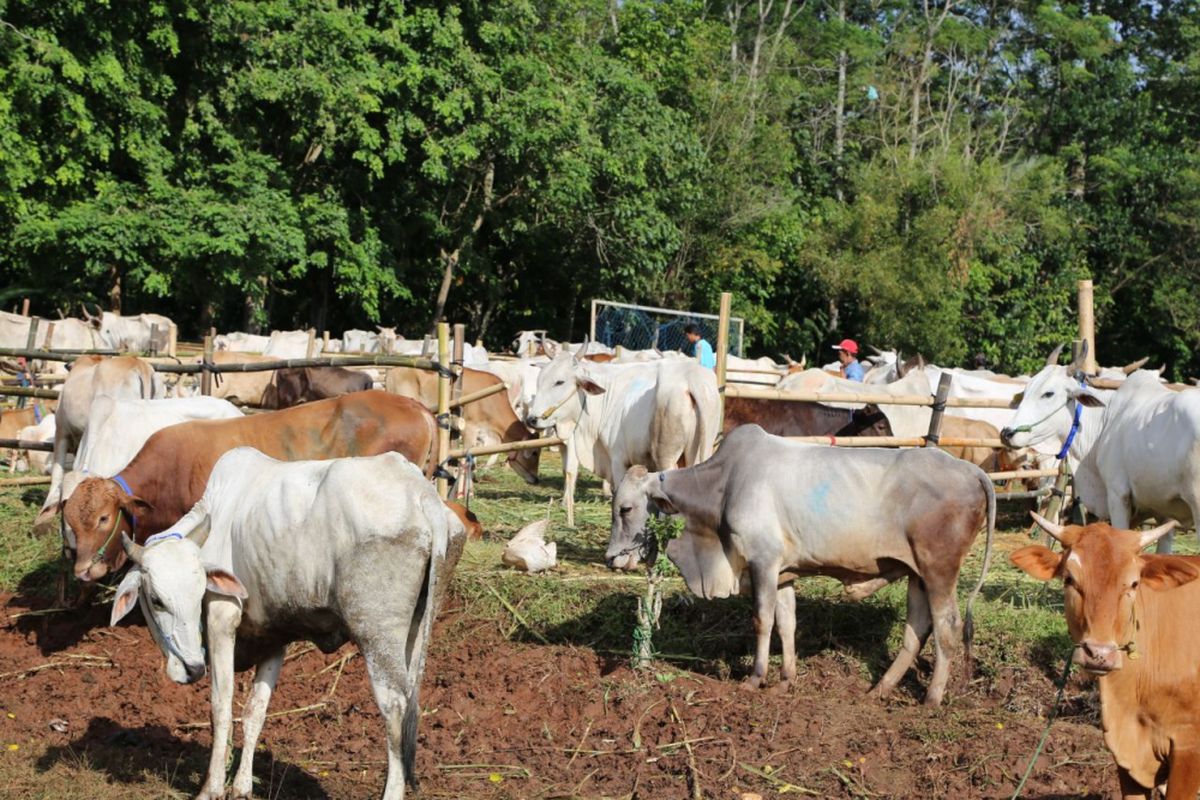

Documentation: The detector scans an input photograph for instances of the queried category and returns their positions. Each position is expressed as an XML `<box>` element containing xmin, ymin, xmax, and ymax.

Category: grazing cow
<box><xmin>607</xmin><ymin>424</ymin><xmax>995</xmax><ymax>705</ymax></box>
<box><xmin>721</xmin><ymin>396</ymin><xmax>892</xmax><ymax>439</ymax></box>
<box><xmin>110</xmin><ymin>448</ymin><xmax>468</xmax><ymax>800</ymax></box>
<box><xmin>386</xmin><ymin>366</ymin><xmax>540</xmax><ymax>484</ymax></box>
<box><xmin>525</xmin><ymin>354</ymin><xmax>719</xmax><ymax>527</ymax></box>
<box><xmin>260</xmin><ymin>367</ymin><xmax>372</xmax><ymax>409</ymax></box>
<box><xmin>1012</xmin><ymin>515</ymin><xmax>1198</xmax><ymax>798</ymax></box>
<box><xmin>61</xmin><ymin>391</ymin><xmax>437</xmax><ymax>581</ymax></box>
<box><xmin>213</xmin><ymin>332</ymin><xmax>270</xmax><ymax>353</ymax></box>
<box><xmin>36</xmin><ymin>356</ymin><xmax>164</xmax><ymax>531</ymax></box>
<box><xmin>194</xmin><ymin>351</ymin><xmax>279</xmax><ymax>406</ymax></box>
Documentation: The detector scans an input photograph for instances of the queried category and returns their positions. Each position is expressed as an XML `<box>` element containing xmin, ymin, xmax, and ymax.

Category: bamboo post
<box><xmin>450</xmin><ymin>323</ymin><xmax>466</xmax><ymax>497</ymax></box>
<box><xmin>590</xmin><ymin>299</ymin><xmax>598</xmax><ymax>342</ymax></box>
<box><xmin>19</xmin><ymin>298</ymin><xmax>29</xmax><ymax>317</ymax></box>
<box><xmin>925</xmin><ymin>372</ymin><xmax>952</xmax><ymax>447</ymax></box>
<box><xmin>716</xmin><ymin>292</ymin><xmax>731</xmax><ymax>430</ymax></box>
<box><xmin>1078</xmin><ymin>279</ymin><xmax>1096</xmax><ymax>374</ymax></box>
<box><xmin>149</xmin><ymin>324</ymin><xmax>160</xmax><ymax>356</ymax></box>
<box><xmin>1036</xmin><ymin>460</ymin><xmax>1074</xmax><ymax>547</ymax></box>
<box><xmin>200</xmin><ymin>332</ymin><xmax>214</xmax><ymax>396</ymax></box>
<box><xmin>322</xmin><ymin>330</ymin><xmax>330</xmax><ymax>353</ymax></box>
<box><xmin>305</xmin><ymin>329</ymin><xmax>317</xmax><ymax>359</ymax></box>
<box><xmin>43</xmin><ymin>322</ymin><xmax>55</xmax><ymax>350</ymax></box>
<box><xmin>168</xmin><ymin>323</ymin><xmax>177</xmax><ymax>358</ymax></box>
<box><xmin>17</xmin><ymin>318</ymin><xmax>39</xmax><ymax>410</ymax></box>
<box><xmin>436</xmin><ymin>322</ymin><xmax>451</xmax><ymax>498</ymax></box>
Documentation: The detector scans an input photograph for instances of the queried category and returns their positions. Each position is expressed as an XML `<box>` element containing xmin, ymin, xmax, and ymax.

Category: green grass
<box><xmin>7</xmin><ymin>453</ymin><xmax>1195</xmax><ymax>684</ymax></box>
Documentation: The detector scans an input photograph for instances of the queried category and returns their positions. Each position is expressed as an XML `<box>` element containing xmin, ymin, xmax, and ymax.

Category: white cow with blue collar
<box><xmin>110</xmin><ymin>448</ymin><xmax>463</xmax><ymax>800</ymax></box>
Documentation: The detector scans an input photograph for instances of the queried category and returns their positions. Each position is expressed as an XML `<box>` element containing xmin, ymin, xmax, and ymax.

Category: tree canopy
<box><xmin>2</xmin><ymin>0</ymin><xmax>1196</xmax><ymax>375</ymax></box>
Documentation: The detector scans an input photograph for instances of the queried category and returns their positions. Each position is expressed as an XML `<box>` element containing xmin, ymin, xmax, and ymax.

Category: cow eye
<box><xmin>98</xmin><ymin>515</ymin><xmax>109</xmax><ymax>525</ymax></box>
<box><xmin>1041</xmin><ymin>391</ymin><xmax>1054</xmax><ymax>399</ymax></box>
<box><xmin>1063</xmin><ymin>574</ymin><xmax>1074</xmax><ymax>587</ymax></box>
<box><xmin>619</xmin><ymin>506</ymin><xmax>632</xmax><ymax>515</ymax></box>
<box><xmin>554</xmin><ymin>380</ymin><xmax>565</xmax><ymax>387</ymax></box>
<box><xmin>1130</xmin><ymin>580</ymin><xmax>1139</xmax><ymax>590</ymax></box>
<box><xmin>149</xmin><ymin>594</ymin><xmax>165</xmax><ymax>610</ymax></box>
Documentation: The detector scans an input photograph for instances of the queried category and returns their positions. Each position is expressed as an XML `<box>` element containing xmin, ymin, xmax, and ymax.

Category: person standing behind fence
<box><xmin>684</xmin><ymin>323</ymin><xmax>716</xmax><ymax>369</ymax></box>
<box><xmin>833</xmin><ymin>338</ymin><xmax>864</xmax><ymax>382</ymax></box>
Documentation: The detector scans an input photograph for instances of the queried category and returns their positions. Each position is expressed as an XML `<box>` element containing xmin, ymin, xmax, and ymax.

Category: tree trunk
<box><xmin>108</xmin><ymin>265</ymin><xmax>122</xmax><ymax>313</ymax></box>
<box><xmin>428</xmin><ymin>161</ymin><xmax>496</xmax><ymax>334</ymax></box>
<box><xmin>834</xmin><ymin>0</ymin><xmax>847</xmax><ymax>201</ymax></box>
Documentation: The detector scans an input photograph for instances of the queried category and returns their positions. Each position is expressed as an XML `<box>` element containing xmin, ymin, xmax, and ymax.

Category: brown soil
<box><xmin>0</xmin><ymin>590</ymin><xmax>1114</xmax><ymax>800</ymax></box>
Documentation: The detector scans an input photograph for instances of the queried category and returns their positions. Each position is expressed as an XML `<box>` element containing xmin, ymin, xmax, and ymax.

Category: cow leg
<box><xmin>871</xmin><ymin>577</ymin><xmax>932</xmax><ymax>701</ymax></box>
<box><xmin>748</xmin><ymin>560</ymin><xmax>782</xmax><ymax>688</ymax></box>
<box><xmin>197</xmin><ymin>598</ymin><xmax>242</xmax><ymax>800</ymax></box>
<box><xmin>561</xmin><ymin>441</ymin><xmax>578</xmax><ymax>528</ymax></box>
<box><xmin>229</xmin><ymin>647</ymin><xmax>285</xmax><ymax>799</ymax></box>
<box><xmin>1165</xmin><ymin>747</ymin><xmax>1200</xmax><ymax>800</ymax></box>
<box><xmin>922</xmin><ymin>580</ymin><xmax>963</xmax><ymax>707</ymax></box>
<box><xmin>775</xmin><ymin>583</ymin><xmax>797</xmax><ymax>686</ymax></box>
<box><xmin>1116</xmin><ymin>766</ymin><xmax>1152</xmax><ymax>799</ymax></box>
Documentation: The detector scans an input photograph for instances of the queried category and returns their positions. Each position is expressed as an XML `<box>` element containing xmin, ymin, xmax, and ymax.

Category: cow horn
<box><xmin>121</xmin><ymin>532</ymin><xmax>145</xmax><ymax>565</ymax></box>
<box><xmin>1030</xmin><ymin>512</ymin><xmax>1067</xmax><ymax>544</ymax></box>
<box><xmin>799</xmin><ymin>354</ymin><xmax>806</xmax><ymax>369</ymax></box>
<box><xmin>781</xmin><ymin>354</ymin><xmax>796</xmax><ymax>365</ymax></box>
<box><xmin>1045</xmin><ymin>343</ymin><xmax>1065</xmax><ymax>366</ymax></box>
<box><xmin>895</xmin><ymin>350</ymin><xmax>906</xmax><ymax>378</ymax></box>
<box><xmin>1139</xmin><ymin>520</ymin><xmax>1179</xmax><ymax>550</ymax></box>
<box><xmin>80</xmin><ymin>303</ymin><xmax>95</xmax><ymax>322</ymax></box>
<box><xmin>1122</xmin><ymin>357</ymin><xmax>1150</xmax><ymax>375</ymax></box>
<box><xmin>1070</xmin><ymin>340</ymin><xmax>1089</xmax><ymax>370</ymax></box>
<box><xmin>870</xmin><ymin>345</ymin><xmax>886</xmax><ymax>357</ymax></box>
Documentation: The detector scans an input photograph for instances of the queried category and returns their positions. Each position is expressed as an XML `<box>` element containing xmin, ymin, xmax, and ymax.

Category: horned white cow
<box><xmin>14</xmin><ymin>413</ymin><xmax>55</xmax><ymax>474</ymax></box>
<box><xmin>88</xmin><ymin>311</ymin><xmax>175</xmax><ymax>352</ymax></box>
<box><xmin>213</xmin><ymin>332</ymin><xmax>271</xmax><ymax>353</ymax></box>
<box><xmin>110</xmin><ymin>448</ymin><xmax>465</xmax><ymax>800</ymax></box>
<box><xmin>343</xmin><ymin>328</ymin><xmax>397</xmax><ymax>353</ymax></box>
<box><xmin>1062</xmin><ymin>371</ymin><xmax>1200</xmax><ymax>555</ymax></box>
<box><xmin>262</xmin><ymin>329</ymin><xmax>315</xmax><ymax>358</ymax></box>
<box><xmin>524</xmin><ymin>354</ymin><xmax>719</xmax><ymax>526</ymax></box>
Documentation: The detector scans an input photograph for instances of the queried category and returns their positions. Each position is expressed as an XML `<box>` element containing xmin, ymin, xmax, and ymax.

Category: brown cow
<box><xmin>59</xmin><ymin>391</ymin><xmax>436</xmax><ymax>581</ymax></box>
<box><xmin>938</xmin><ymin>416</ymin><xmax>1002</xmax><ymax>471</ymax></box>
<box><xmin>196</xmin><ymin>351</ymin><xmax>278</xmax><ymax>406</ymax></box>
<box><xmin>1013</xmin><ymin>515</ymin><xmax>1200</xmax><ymax>798</ymax></box>
<box><xmin>260</xmin><ymin>366</ymin><xmax>373</xmax><ymax>409</ymax></box>
<box><xmin>721</xmin><ymin>397</ymin><xmax>892</xmax><ymax>438</ymax></box>
<box><xmin>386</xmin><ymin>366</ymin><xmax>539</xmax><ymax>484</ymax></box>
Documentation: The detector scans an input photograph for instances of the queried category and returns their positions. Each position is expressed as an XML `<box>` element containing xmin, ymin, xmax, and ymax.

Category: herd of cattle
<box><xmin>5</xmin><ymin>310</ymin><xmax>1200</xmax><ymax>798</ymax></box>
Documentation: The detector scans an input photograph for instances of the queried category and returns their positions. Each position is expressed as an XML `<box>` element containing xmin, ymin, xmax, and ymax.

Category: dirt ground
<box><xmin>0</xmin><ymin>586</ymin><xmax>1115</xmax><ymax>800</ymax></box>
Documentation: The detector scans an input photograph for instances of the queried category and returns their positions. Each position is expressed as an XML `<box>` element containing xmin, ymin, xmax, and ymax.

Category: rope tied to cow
<box><xmin>1009</xmin><ymin>652</ymin><xmax>1074</xmax><ymax>799</ymax></box>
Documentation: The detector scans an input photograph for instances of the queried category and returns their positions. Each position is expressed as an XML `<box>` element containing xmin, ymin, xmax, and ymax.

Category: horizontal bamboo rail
<box><xmin>0</xmin><ymin>439</ymin><xmax>55</xmax><ymax>451</ymax></box>
<box><xmin>787</xmin><ymin>436</ymin><xmax>1005</xmax><ymax>448</ymax></box>
<box><xmin>0</xmin><ymin>347</ymin><xmax>121</xmax><ymax>360</ymax></box>
<box><xmin>0</xmin><ymin>475</ymin><xmax>51</xmax><ymax>486</ymax></box>
<box><xmin>725</xmin><ymin>384</ymin><xmax>1016</xmax><ymax>409</ymax></box>
<box><xmin>155</xmin><ymin>354</ymin><xmax>450</xmax><ymax>374</ymax></box>
<box><xmin>445</xmin><ymin>436</ymin><xmax>564</xmax><ymax>461</ymax></box>
<box><xmin>985</xmin><ymin>467</ymin><xmax>1062</xmax><ymax>481</ymax></box>
<box><xmin>448</xmin><ymin>381</ymin><xmax>508</xmax><ymax>410</ymax></box>
<box><xmin>0</xmin><ymin>386</ymin><xmax>60</xmax><ymax>400</ymax></box>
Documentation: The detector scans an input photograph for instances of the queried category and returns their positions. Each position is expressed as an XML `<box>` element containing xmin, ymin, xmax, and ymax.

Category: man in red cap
<box><xmin>832</xmin><ymin>338</ymin><xmax>864</xmax><ymax>381</ymax></box>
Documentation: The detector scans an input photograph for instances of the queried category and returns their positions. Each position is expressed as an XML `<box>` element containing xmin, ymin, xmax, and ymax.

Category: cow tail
<box><xmin>402</xmin><ymin>492</ymin><xmax>449</xmax><ymax>788</ymax></box>
<box><xmin>686</xmin><ymin>370</ymin><xmax>719</xmax><ymax>465</ymax></box>
<box><xmin>962</xmin><ymin>467</ymin><xmax>996</xmax><ymax>680</ymax></box>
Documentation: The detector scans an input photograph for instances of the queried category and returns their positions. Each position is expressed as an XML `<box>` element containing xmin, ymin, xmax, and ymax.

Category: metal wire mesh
<box><xmin>591</xmin><ymin>300</ymin><xmax>744</xmax><ymax>357</ymax></box>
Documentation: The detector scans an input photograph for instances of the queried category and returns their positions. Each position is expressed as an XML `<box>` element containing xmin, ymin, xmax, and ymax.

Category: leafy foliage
<box><xmin>1</xmin><ymin>0</ymin><xmax>1196</xmax><ymax>372</ymax></box>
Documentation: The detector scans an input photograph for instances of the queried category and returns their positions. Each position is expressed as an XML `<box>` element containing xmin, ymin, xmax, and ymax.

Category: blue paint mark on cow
<box><xmin>808</xmin><ymin>481</ymin><xmax>831</xmax><ymax>517</ymax></box>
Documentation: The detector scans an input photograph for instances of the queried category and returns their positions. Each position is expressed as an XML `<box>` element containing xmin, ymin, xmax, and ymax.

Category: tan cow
<box><xmin>386</xmin><ymin>366</ymin><xmax>540</xmax><ymax>484</ymax></box>
<box><xmin>192</xmin><ymin>351</ymin><xmax>279</xmax><ymax>406</ymax></box>
<box><xmin>1013</xmin><ymin>515</ymin><xmax>1200</xmax><ymax>798</ymax></box>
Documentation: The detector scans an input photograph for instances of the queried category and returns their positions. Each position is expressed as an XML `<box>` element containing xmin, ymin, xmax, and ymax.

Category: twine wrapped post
<box><xmin>436</xmin><ymin>322</ymin><xmax>451</xmax><ymax>498</ymax></box>
<box><xmin>632</xmin><ymin>516</ymin><xmax>682</xmax><ymax>670</ymax></box>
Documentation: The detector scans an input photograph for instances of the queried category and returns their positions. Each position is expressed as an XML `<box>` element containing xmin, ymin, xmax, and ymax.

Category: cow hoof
<box><xmin>744</xmin><ymin>674</ymin><xmax>766</xmax><ymax>690</ymax></box>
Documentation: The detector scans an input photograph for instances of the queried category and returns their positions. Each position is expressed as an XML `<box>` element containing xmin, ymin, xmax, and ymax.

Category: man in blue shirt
<box><xmin>833</xmin><ymin>338</ymin><xmax>864</xmax><ymax>381</ymax></box>
<box><xmin>684</xmin><ymin>323</ymin><xmax>716</xmax><ymax>369</ymax></box>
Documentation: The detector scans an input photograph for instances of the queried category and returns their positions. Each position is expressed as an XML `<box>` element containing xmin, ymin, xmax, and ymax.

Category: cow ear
<box><xmin>205</xmin><ymin>567</ymin><xmax>249</xmax><ymax>599</ymax></box>
<box><xmin>577</xmin><ymin>376</ymin><xmax>605</xmax><ymax>395</ymax></box>
<box><xmin>1008</xmin><ymin>391</ymin><xmax>1024</xmax><ymax>409</ymax></box>
<box><xmin>1140</xmin><ymin>557</ymin><xmax>1200</xmax><ymax>591</ymax></box>
<box><xmin>121</xmin><ymin>493</ymin><xmax>154</xmax><ymax>517</ymax></box>
<box><xmin>1071</xmin><ymin>388</ymin><xmax>1105</xmax><ymax>408</ymax></box>
<box><xmin>110</xmin><ymin>568</ymin><xmax>142</xmax><ymax>626</ymax></box>
<box><xmin>1010</xmin><ymin>546</ymin><xmax>1062</xmax><ymax>581</ymax></box>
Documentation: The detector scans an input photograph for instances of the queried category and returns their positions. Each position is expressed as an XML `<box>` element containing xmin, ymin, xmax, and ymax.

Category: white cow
<box><xmin>524</xmin><ymin>354</ymin><xmax>719</xmax><ymax>526</ymax></box>
<box><xmin>56</xmin><ymin>396</ymin><xmax>243</xmax><ymax>509</ymax></box>
<box><xmin>84</xmin><ymin>310</ymin><xmax>175</xmax><ymax>352</ymax></box>
<box><xmin>109</xmin><ymin>448</ymin><xmax>464</xmax><ymax>800</ymax></box>
<box><xmin>1069</xmin><ymin>371</ymin><xmax>1200</xmax><ymax>554</ymax></box>
<box><xmin>725</xmin><ymin>355</ymin><xmax>787</xmax><ymax>387</ymax></box>
<box><xmin>262</xmin><ymin>329</ymin><xmax>315</xmax><ymax>358</ymax></box>
<box><xmin>15</xmin><ymin>414</ymin><xmax>56</xmax><ymax>474</ymax></box>
<box><xmin>0</xmin><ymin>312</ymin><xmax>104</xmax><ymax>374</ymax></box>
<box><xmin>213</xmin><ymin>332</ymin><xmax>270</xmax><ymax>353</ymax></box>
<box><xmin>481</xmin><ymin>356</ymin><xmax>547</xmax><ymax>420</ymax></box>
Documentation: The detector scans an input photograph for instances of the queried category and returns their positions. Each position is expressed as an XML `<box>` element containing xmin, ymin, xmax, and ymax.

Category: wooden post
<box><xmin>925</xmin><ymin>372</ymin><xmax>952</xmax><ymax>447</ymax></box>
<box><xmin>149</xmin><ymin>324</ymin><xmax>160</xmax><ymax>356</ymax></box>
<box><xmin>716</xmin><ymin>292</ymin><xmax>731</xmax><ymax>431</ymax></box>
<box><xmin>1036</xmin><ymin>460</ymin><xmax>1075</xmax><ymax>547</ymax></box>
<box><xmin>436</xmin><ymin>322</ymin><xmax>451</xmax><ymax>498</ymax></box>
<box><xmin>201</xmin><ymin>332</ymin><xmax>214</xmax><ymax>396</ymax></box>
<box><xmin>20</xmin><ymin>298</ymin><xmax>29</xmax><ymax>317</ymax></box>
<box><xmin>305</xmin><ymin>329</ymin><xmax>317</xmax><ymax>359</ymax></box>
<box><xmin>322</xmin><ymin>330</ymin><xmax>330</xmax><ymax>354</ymax></box>
<box><xmin>17</xmin><ymin>318</ymin><xmax>39</xmax><ymax>410</ymax></box>
<box><xmin>590</xmin><ymin>299</ymin><xmax>598</xmax><ymax>342</ymax></box>
<box><xmin>450</xmin><ymin>323</ymin><xmax>466</xmax><ymax>498</ymax></box>
<box><xmin>1078</xmin><ymin>279</ymin><xmax>1096</xmax><ymax>374</ymax></box>
<box><xmin>167</xmin><ymin>323</ymin><xmax>177</xmax><ymax>358</ymax></box>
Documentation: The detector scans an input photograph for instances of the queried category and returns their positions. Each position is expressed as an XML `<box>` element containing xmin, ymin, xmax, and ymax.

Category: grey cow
<box><xmin>606</xmin><ymin>424</ymin><xmax>995</xmax><ymax>706</ymax></box>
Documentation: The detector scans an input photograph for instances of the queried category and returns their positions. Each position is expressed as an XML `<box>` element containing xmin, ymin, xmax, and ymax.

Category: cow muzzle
<box><xmin>1075</xmin><ymin>640</ymin><xmax>1122</xmax><ymax>674</ymax></box>
<box><xmin>999</xmin><ymin>427</ymin><xmax>1017</xmax><ymax>448</ymax></box>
